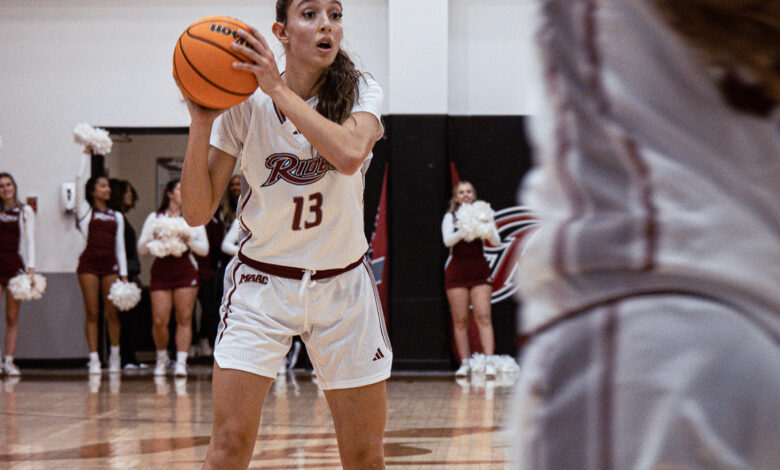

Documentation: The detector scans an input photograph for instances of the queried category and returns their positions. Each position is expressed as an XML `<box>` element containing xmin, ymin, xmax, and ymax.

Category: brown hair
<box><xmin>276</xmin><ymin>0</ymin><xmax>362</xmax><ymax>124</ymax></box>
<box><xmin>84</xmin><ymin>174</ymin><xmax>109</xmax><ymax>208</ymax></box>
<box><xmin>653</xmin><ymin>0</ymin><xmax>780</xmax><ymax>115</ymax></box>
<box><xmin>158</xmin><ymin>179</ymin><xmax>180</xmax><ymax>214</ymax></box>
<box><xmin>447</xmin><ymin>181</ymin><xmax>476</xmax><ymax>214</ymax></box>
<box><xmin>0</xmin><ymin>172</ymin><xmax>20</xmax><ymax>210</ymax></box>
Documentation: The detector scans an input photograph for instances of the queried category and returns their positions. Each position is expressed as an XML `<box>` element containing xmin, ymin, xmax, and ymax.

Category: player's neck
<box><xmin>282</xmin><ymin>66</ymin><xmax>326</xmax><ymax>101</ymax></box>
<box><xmin>93</xmin><ymin>200</ymin><xmax>108</xmax><ymax>211</ymax></box>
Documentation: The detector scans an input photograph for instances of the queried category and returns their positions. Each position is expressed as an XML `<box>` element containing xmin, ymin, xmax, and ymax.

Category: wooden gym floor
<box><xmin>0</xmin><ymin>367</ymin><xmax>517</xmax><ymax>469</ymax></box>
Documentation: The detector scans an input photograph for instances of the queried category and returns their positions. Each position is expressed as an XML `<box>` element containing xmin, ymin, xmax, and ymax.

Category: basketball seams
<box><xmin>184</xmin><ymin>28</ymin><xmax>248</xmax><ymax>63</ymax></box>
<box><xmin>176</xmin><ymin>36</ymin><xmax>253</xmax><ymax>99</ymax></box>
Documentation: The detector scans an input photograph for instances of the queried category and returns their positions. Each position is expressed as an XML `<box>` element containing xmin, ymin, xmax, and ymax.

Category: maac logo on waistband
<box><xmin>484</xmin><ymin>206</ymin><xmax>538</xmax><ymax>304</ymax></box>
<box><xmin>262</xmin><ymin>153</ymin><xmax>335</xmax><ymax>187</ymax></box>
<box><xmin>239</xmin><ymin>273</ymin><xmax>268</xmax><ymax>285</ymax></box>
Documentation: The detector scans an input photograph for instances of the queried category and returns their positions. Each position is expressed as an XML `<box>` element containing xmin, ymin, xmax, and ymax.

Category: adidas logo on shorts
<box><xmin>372</xmin><ymin>348</ymin><xmax>385</xmax><ymax>361</ymax></box>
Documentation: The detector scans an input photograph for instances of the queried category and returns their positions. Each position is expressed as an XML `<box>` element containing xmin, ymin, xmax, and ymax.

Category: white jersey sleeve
<box><xmin>187</xmin><ymin>225</ymin><xmax>209</xmax><ymax>257</ymax></box>
<box><xmin>441</xmin><ymin>213</ymin><xmax>463</xmax><ymax>247</ymax></box>
<box><xmin>136</xmin><ymin>212</ymin><xmax>157</xmax><ymax>256</ymax></box>
<box><xmin>114</xmin><ymin>210</ymin><xmax>128</xmax><ymax>277</ymax></box>
<box><xmin>210</xmin><ymin>99</ymin><xmax>254</xmax><ymax>158</ymax></box>
<box><xmin>221</xmin><ymin>219</ymin><xmax>240</xmax><ymax>256</ymax></box>
<box><xmin>21</xmin><ymin>204</ymin><xmax>35</xmax><ymax>269</ymax></box>
<box><xmin>352</xmin><ymin>75</ymin><xmax>384</xmax><ymax>131</ymax></box>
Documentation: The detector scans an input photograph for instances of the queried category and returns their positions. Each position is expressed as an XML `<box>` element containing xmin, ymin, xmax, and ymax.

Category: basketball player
<box><xmin>76</xmin><ymin>175</ymin><xmax>127</xmax><ymax>374</ymax></box>
<box><xmin>509</xmin><ymin>1</ymin><xmax>780</xmax><ymax>468</ymax></box>
<box><xmin>442</xmin><ymin>181</ymin><xmax>500</xmax><ymax>378</ymax></box>
<box><xmin>0</xmin><ymin>173</ymin><xmax>35</xmax><ymax>377</ymax></box>
<box><xmin>137</xmin><ymin>179</ymin><xmax>208</xmax><ymax>377</ymax></box>
<box><xmin>179</xmin><ymin>1</ymin><xmax>389</xmax><ymax>468</ymax></box>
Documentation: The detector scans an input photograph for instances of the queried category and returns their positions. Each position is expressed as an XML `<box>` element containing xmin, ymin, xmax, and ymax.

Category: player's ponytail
<box><xmin>316</xmin><ymin>49</ymin><xmax>362</xmax><ymax>124</ymax></box>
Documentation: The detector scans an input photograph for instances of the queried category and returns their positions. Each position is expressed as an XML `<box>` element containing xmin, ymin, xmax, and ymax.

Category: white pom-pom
<box><xmin>73</xmin><ymin>122</ymin><xmax>113</xmax><ymax>155</ymax></box>
<box><xmin>107</xmin><ymin>280</ymin><xmax>142</xmax><ymax>311</ymax></box>
<box><xmin>455</xmin><ymin>200</ymin><xmax>496</xmax><ymax>242</ymax></box>
<box><xmin>8</xmin><ymin>273</ymin><xmax>47</xmax><ymax>301</ymax></box>
<box><xmin>147</xmin><ymin>239</ymin><xmax>167</xmax><ymax>258</ymax></box>
<box><xmin>149</xmin><ymin>215</ymin><xmax>193</xmax><ymax>257</ymax></box>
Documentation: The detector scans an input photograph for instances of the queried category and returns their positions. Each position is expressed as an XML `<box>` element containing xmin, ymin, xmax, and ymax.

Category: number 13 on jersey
<box><xmin>292</xmin><ymin>193</ymin><xmax>323</xmax><ymax>230</ymax></box>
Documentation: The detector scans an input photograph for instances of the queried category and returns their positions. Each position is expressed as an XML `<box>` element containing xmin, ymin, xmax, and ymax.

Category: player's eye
<box><xmin>330</xmin><ymin>11</ymin><xmax>343</xmax><ymax>20</ymax></box>
<box><xmin>302</xmin><ymin>9</ymin><xmax>315</xmax><ymax>19</ymax></box>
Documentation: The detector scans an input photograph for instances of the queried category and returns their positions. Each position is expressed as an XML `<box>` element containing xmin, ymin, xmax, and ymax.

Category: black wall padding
<box><xmin>386</xmin><ymin>115</ymin><xmax>453</xmax><ymax>370</ymax></box>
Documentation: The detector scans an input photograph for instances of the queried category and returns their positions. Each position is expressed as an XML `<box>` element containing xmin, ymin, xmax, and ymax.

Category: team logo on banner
<box><xmin>484</xmin><ymin>206</ymin><xmax>538</xmax><ymax>303</ymax></box>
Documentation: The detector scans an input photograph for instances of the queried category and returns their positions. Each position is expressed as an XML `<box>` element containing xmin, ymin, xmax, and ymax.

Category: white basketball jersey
<box><xmin>518</xmin><ymin>0</ymin><xmax>780</xmax><ymax>332</ymax></box>
<box><xmin>210</xmin><ymin>76</ymin><xmax>383</xmax><ymax>270</ymax></box>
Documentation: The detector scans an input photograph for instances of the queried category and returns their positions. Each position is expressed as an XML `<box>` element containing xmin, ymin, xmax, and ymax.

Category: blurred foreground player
<box><xmin>509</xmin><ymin>1</ymin><xmax>780</xmax><ymax>468</ymax></box>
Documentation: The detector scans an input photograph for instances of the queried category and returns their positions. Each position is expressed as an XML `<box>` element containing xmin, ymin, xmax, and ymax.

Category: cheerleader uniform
<box><xmin>442</xmin><ymin>211</ymin><xmax>500</xmax><ymax>290</ymax></box>
<box><xmin>0</xmin><ymin>205</ymin><xmax>35</xmax><ymax>285</ymax></box>
<box><xmin>137</xmin><ymin>213</ymin><xmax>209</xmax><ymax>291</ymax></box>
<box><xmin>77</xmin><ymin>207</ymin><xmax>127</xmax><ymax>277</ymax></box>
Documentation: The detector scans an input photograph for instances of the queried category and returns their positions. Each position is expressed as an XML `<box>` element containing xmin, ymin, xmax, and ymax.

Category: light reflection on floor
<box><xmin>0</xmin><ymin>367</ymin><xmax>517</xmax><ymax>469</ymax></box>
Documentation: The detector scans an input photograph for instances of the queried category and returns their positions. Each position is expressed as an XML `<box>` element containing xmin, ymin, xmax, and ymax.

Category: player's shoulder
<box><xmin>357</xmin><ymin>73</ymin><xmax>382</xmax><ymax>95</ymax></box>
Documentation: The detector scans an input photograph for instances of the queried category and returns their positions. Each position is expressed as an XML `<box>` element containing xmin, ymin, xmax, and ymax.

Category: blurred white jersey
<box><xmin>210</xmin><ymin>76</ymin><xmax>383</xmax><ymax>270</ymax></box>
<box><xmin>518</xmin><ymin>0</ymin><xmax>780</xmax><ymax>332</ymax></box>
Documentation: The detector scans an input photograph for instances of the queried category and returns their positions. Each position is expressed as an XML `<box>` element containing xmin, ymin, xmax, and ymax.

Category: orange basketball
<box><xmin>173</xmin><ymin>16</ymin><xmax>258</xmax><ymax>109</ymax></box>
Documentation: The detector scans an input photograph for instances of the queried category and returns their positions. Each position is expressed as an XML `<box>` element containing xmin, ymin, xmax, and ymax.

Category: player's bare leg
<box><xmin>201</xmin><ymin>364</ymin><xmax>273</xmax><ymax>469</ymax></box>
<box><xmin>101</xmin><ymin>274</ymin><xmax>120</xmax><ymax>346</ymax></box>
<box><xmin>78</xmin><ymin>273</ymin><xmax>102</xmax><ymax>351</ymax></box>
<box><xmin>446</xmin><ymin>287</ymin><xmax>471</xmax><ymax>360</ymax></box>
<box><xmin>3</xmin><ymin>288</ymin><xmax>21</xmax><ymax>357</ymax></box>
<box><xmin>470</xmin><ymin>284</ymin><xmax>494</xmax><ymax>356</ymax></box>
<box><xmin>173</xmin><ymin>286</ymin><xmax>198</xmax><ymax>353</ymax></box>
<box><xmin>150</xmin><ymin>290</ymin><xmax>174</xmax><ymax>350</ymax></box>
<box><xmin>324</xmin><ymin>381</ymin><xmax>387</xmax><ymax>470</ymax></box>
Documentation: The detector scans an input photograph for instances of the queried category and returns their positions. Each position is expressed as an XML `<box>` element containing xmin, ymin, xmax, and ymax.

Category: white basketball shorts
<box><xmin>214</xmin><ymin>256</ymin><xmax>392</xmax><ymax>390</ymax></box>
<box><xmin>506</xmin><ymin>293</ymin><xmax>780</xmax><ymax>469</ymax></box>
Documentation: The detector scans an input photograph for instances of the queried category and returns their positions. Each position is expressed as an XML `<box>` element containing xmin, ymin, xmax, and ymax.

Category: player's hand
<box><xmin>231</xmin><ymin>26</ymin><xmax>284</xmax><ymax>97</ymax></box>
<box><xmin>180</xmin><ymin>94</ymin><xmax>227</xmax><ymax>125</ymax></box>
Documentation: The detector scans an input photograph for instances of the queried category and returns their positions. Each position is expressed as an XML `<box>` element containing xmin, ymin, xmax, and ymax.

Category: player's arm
<box><xmin>272</xmin><ymin>89</ymin><xmax>382</xmax><ymax>175</ymax></box>
<box><xmin>180</xmin><ymin>99</ymin><xmax>237</xmax><ymax>227</ymax></box>
<box><xmin>442</xmin><ymin>213</ymin><xmax>464</xmax><ymax>248</ymax></box>
<box><xmin>232</xmin><ymin>26</ymin><xmax>383</xmax><ymax>175</ymax></box>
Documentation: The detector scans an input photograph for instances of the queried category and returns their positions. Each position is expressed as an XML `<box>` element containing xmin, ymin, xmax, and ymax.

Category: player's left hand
<box><xmin>231</xmin><ymin>26</ymin><xmax>284</xmax><ymax>97</ymax></box>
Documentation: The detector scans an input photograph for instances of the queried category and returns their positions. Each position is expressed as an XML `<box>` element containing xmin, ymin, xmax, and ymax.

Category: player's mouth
<box><xmin>317</xmin><ymin>38</ymin><xmax>333</xmax><ymax>52</ymax></box>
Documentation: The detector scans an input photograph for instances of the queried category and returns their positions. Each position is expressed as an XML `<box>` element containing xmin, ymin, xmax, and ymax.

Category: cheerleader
<box><xmin>0</xmin><ymin>173</ymin><xmax>35</xmax><ymax>377</ymax></box>
<box><xmin>220</xmin><ymin>218</ymin><xmax>240</xmax><ymax>257</ymax></box>
<box><xmin>442</xmin><ymin>181</ymin><xmax>500</xmax><ymax>378</ymax></box>
<box><xmin>76</xmin><ymin>174</ymin><xmax>127</xmax><ymax>374</ymax></box>
<box><xmin>138</xmin><ymin>179</ymin><xmax>208</xmax><ymax>377</ymax></box>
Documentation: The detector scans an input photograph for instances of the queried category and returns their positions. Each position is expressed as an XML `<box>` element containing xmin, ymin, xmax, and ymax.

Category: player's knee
<box><xmin>152</xmin><ymin>316</ymin><xmax>169</xmax><ymax>328</ymax></box>
<box><xmin>85</xmin><ymin>310</ymin><xmax>100</xmax><ymax>322</ymax></box>
<box><xmin>452</xmin><ymin>315</ymin><xmax>469</xmax><ymax>329</ymax></box>
<box><xmin>473</xmin><ymin>311</ymin><xmax>491</xmax><ymax>327</ymax></box>
<box><xmin>343</xmin><ymin>447</ymin><xmax>384</xmax><ymax>470</ymax></box>
<box><xmin>211</xmin><ymin>427</ymin><xmax>255</xmax><ymax>462</ymax></box>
